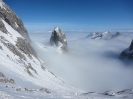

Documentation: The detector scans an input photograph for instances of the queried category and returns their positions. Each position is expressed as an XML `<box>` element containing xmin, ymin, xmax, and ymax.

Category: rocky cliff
<box><xmin>0</xmin><ymin>1</ymin><xmax>81</xmax><ymax>98</ymax></box>
<box><xmin>120</xmin><ymin>39</ymin><xmax>133</xmax><ymax>59</ymax></box>
<box><xmin>50</xmin><ymin>27</ymin><xmax>67</xmax><ymax>51</ymax></box>
<box><xmin>0</xmin><ymin>0</ymin><xmax>44</xmax><ymax>77</ymax></box>
<box><xmin>0</xmin><ymin>0</ymin><xmax>30</xmax><ymax>41</ymax></box>
<box><xmin>0</xmin><ymin>0</ymin><xmax>37</xmax><ymax>57</ymax></box>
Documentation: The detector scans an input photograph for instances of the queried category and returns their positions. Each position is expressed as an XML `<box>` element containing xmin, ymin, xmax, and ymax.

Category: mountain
<box><xmin>0</xmin><ymin>0</ymin><xmax>133</xmax><ymax>99</ymax></box>
<box><xmin>50</xmin><ymin>27</ymin><xmax>67</xmax><ymax>51</ymax></box>
<box><xmin>0</xmin><ymin>0</ymin><xmax>81</xmax><ymax>98</ymax></box>
<box><xmin>86</xmin><ymin>31</ymin><xmax>121</xmax><ymax>40</ymax></box>
<box><xmin>120</xmin><ymin>39</ymin><xmax>133</xmax><ymax>59</ymax></box>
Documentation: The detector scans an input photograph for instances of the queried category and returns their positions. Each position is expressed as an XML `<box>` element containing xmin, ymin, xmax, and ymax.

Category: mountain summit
<box><xmin>0</xmin><ymin>1</ymin><xmax>80</xmax><ymax>98</ymax></box>
<box><xmin>86</xmin><ymin>31</ymin><xmax>121</xmax><ymax>40</ymax></box>
<box><xmin>50</xmin><ymin>27</ymin><xmax>67</xmax><ymax>51</ymax></box>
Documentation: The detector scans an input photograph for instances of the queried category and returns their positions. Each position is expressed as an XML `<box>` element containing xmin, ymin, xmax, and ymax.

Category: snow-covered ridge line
<box><xmin>0</xmin><ymin>1</ymin><xmax>83</xmax><ymax>98</ymax></box>
<box><xmin>0</xmin><ymin>0</ymin><xmax>29</xmax><ymax>41</ymax></box>
<box><xmin>86</xmin><ymin>31</ymin><xmax>121</xmax><ymax>40</ymax></box>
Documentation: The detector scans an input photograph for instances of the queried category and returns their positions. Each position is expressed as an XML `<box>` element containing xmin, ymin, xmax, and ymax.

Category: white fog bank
<box><xmin>29</xmin><ymin>32</ymin><xmax>133</xmax><ymax>92</ymax></box>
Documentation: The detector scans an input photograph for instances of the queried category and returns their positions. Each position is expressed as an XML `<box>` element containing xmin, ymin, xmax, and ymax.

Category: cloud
<box><xmin>30</xmin><ymin>31</ymin><xmax>133</xmax><ymax>93</ymax></box>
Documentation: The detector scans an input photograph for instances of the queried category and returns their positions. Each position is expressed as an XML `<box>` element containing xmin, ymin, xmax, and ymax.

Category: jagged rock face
<box><xmin>50</xmin><ymin>27</ymin><xmax>67</xmax><ymax>51</ymax></box>
<box><xmin>86</xmin><ymin>31</ymin><xmax>121</xmax><ymax>40</ymax></box>
<box><xmin>0</xmin><ymin>20</ymin><xmax>8</xmax><ymax>33</ymax></box>
<box><xmin>0</xmin><ymin>0</ymin><xmax>42</xmax><ymax>77</ymax></box>
<box><xmin>0</xmin><ymin>1</ymin><xmax>83</xmax><ymax>98</ymax></box>
<box><xmin>16</xmin><ymin>37</ymin><xmax>37</xmax><ymax>58</ymax></box>
<box><xmin>0</xmin><ymin>0</ymin><xmax>37</xmax><ymax>58</ymax></box>
<box><xmin>120</xmin><ymin>39</ymin><xmax>133</xmax><ymax>59</ymax></box>
<box><xmin>0</xmin><ymin>0</ymin><xmax>30</xmax><ymax>41</ymax></box>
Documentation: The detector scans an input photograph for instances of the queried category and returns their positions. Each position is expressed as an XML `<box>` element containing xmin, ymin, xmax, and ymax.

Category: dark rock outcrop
<box><xmin>39</xmin><ymin>88</ymin><xmax>51</xmax><ymax>94</ymax></box>
<box><xmin>120</xmin><ymin>39</ymin><xmax>133</xmax><ymax>59</ymax></box>
<box><xmin>16</xmin><ymin>37</ymin><xmax>37</xmax><ymax>58</ymax></box>
<box><xmin>0</xmin><ymin>0</ymin><xmax>47</xmax><ymax>77</ymax></box>
<box><xmin>0</xmin><ymin>0</ymin><xmax>37</xmax><ymax>58</ymax></box>
<box><xmin>0</xmin><ymin>20</ymin><xmax>8</xmax><ymax>33</ymax></box>
<box><xmin>0</xmin><ymin>36</ymin><xmax>26</xmax><ymax>60</ymax></box>
<box><xmin>103</xmin><ymin>90</ymin><xmax>116</xmax><ymax>96</ymax></box>
<box><xmin>112</xmin><ymin>32</ymin><xmax>121</xmax><ymax>38</ymax></box>
<box><xmin>0</xmin><ymin>0</ymin><xmax>30</xmax><ymax>41</ymax></box>
<box><xmin>50</xmin><ymin>27</ymin><xmax>67</xmax><ymax>51</ymax></box>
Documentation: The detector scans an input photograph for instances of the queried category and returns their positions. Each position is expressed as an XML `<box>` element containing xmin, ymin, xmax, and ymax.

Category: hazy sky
<box><xmin>4</xmin><ymin>0</ymin><xmax>133</xmax><ymax>32</ymax></box>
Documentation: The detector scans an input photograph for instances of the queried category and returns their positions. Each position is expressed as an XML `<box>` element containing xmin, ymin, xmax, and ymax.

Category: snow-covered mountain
<box><xmin>0</xmin><ymin>0</ymin><xmax>133</xmax><ymax>99</ymax></box>
<box><xmin>86</xmin><ymin>31</ymin><xmax>121</xmax><ymax>40</ymax></box>
<box><xmin>50</xmin><ymin>27</ymin><xmax>67</xmax><ymax>51</ymax></box>
<box><xmin>0</xmin><ymin>0</ymin><xmax>82</xmax><ymax>98</ymax></box>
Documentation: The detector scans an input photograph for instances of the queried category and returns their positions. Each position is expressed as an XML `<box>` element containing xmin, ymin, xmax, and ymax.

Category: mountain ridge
<box><xmin>0</xmin><ymin>0</ymin><xmax>133</xmax><ymax>99</ymax></box>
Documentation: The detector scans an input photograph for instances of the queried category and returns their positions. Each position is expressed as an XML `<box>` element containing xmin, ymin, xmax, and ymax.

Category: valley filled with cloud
<box><xmin>30</xmin><ymin>31</ymin><xmax>133</xmax><ymax>92</ymax></box>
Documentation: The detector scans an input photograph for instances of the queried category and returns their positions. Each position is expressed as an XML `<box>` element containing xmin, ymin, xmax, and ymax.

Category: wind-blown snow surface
<box><xmin>29</xmin><ymin>31</ymin><xmax>133</xmax><ymax>93</ymax></box>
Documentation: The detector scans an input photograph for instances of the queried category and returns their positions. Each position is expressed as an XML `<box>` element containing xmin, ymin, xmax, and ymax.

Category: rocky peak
<box><xmin>120</xmin><ymin>39</ymin><xmax>133</xmax><ymax>59</ymax></box>
<box><xmin>86</xmin><ymin>31</ymin><xmax>121</xmax><ymax>40</ymax></box>
<box><xmin>103</xmin><ymin>31</ymin><xmax>110</xmax><ymax>34</ymax></box>
<box><xmin>50</xmin><ymin>27</ymin><xmax>67</xmax><ymax>51</ymax></box>
<box><xmin>54</xmin><ymin>27</ymin><xmax>61</xmax><ymax>33</ymax></box>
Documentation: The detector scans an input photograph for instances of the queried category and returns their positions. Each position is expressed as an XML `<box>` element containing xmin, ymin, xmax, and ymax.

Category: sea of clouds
<box><xmin>29</xmin><ymin>31</ymin><xmax>133</xmax><ymax>92</ymax></box>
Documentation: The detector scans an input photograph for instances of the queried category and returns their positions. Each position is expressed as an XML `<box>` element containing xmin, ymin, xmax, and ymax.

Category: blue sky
<box><xmin>4</xmin><ymin>0</ymin><xmax>133</xmax><ymax>33</ymax></box>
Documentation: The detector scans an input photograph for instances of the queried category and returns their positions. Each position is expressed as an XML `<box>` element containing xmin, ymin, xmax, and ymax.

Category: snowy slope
<box><xmin>0</xmin><ymin>0</ymin><xmax>133</xmax><ymax>99</ymax></box>
<box><xmin>0</xmin><ymin>0</ymin><xmax>82</xmax><ymax>98</ymax></box>
<box><xmin>0</xmin><ymin>20</ymin><xmax>83</xmax><ymax>98</ymax></box>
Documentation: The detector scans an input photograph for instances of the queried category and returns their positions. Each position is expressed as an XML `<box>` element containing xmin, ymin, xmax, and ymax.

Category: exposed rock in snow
<box><xmin>0</xmin><ymin>77</ymin><xmax>15</xmax><ymax>84</ymax></box>
<box><xmin>50</xmin><ymin>27</ymin><xmax>67</xmax><ymax>51</ymax></box>
<box><xmin>120</xmin><ymin>39</ymin><xmax>133</xmax><ymax>59</ymax></box>
<box><xmin>0</xmin><ymin>1</ymin><xmax>83</xmax><ymax>98</ymax></box>
<box><xmin>81</xmin><ymin>88</ymin><xmax>133</xmax><ymax>98</ymax></box>
<box><xmin>16</xmin><ymin>37</ymin><xmax>37</xmax><ymax>58</ymax></box>
<box><xmin>0</xmin><ymin>0</ymin><xmax>42</xmax><ymax>77</ymax></box>
<box><xmin>0</xmin><ymin>0</ymin><xmax>30</xmax><ymax>41</ymax></box>
<box><xmin>1</xmin><ymin>0</ymin><xmax>132</xmax><ymax>99</ymax></box>
<box><xmin>102</xmin><ymin>89</ymin><xmax>133</xmax><ymax>98</ymax></box>
<box><xmin>0</xmin><ymin>72</ymin><xmax>5</xmax><ymax>77</ymax></box>
<box><xmin>0</xmin><ymin>0</ymin><xmax>37</xmax><ymax>59</ymax></box>
<box><xmin>117</xmin><ymin>89</ymin><xmax>133</xmax><ymax>95</ymax></box>
<box><xmin>0</xmin><ymin>20</ymin><xmax>8</xmax><ymax>33</ymax></box>
<box><xmin>39</xmin><ymin>88</ymin><xmax>51</xmax><ymax>94</ymax></box>
<box><xmin>86</xmin><ymin>31</ymin><xmax>121</xmax><ymax>40</ymax></box>
<box><xmin>103</xmin><ymin>90</ymin><xmax>116</xmax><ymax>96</ymax></box>
<box><xmin>0</xmin><ymin>36</ymin><xmax>26</xmax><ymax>60</ymax></box>
<box><xmin>0</xmin><ymin>72</ymin><xmax>15</xmax><ymax>84</ymax></box>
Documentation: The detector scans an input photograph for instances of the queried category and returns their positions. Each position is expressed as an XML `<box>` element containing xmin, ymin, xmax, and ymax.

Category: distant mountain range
<box><xmin>86</xmin><ymin>31</ymin><xmax>121</xmax><ymax>40</ymax></box>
